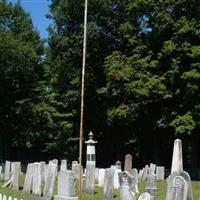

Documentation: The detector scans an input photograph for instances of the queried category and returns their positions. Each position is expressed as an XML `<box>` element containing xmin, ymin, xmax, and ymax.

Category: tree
<box><xmin>0</xmin><ymin>1</ymin><xmax>44</xmax><ymax>161</ymax></box>
<box><xmin>101</xmin><ymin>0</ymin><xmax>200</xmax><ymax>167</ymax></box>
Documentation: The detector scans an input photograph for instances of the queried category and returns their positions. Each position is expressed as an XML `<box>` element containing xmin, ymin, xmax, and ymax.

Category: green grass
<box><xmin>0</xmin><ymin>178</ymin><xmax>199</xmax><ymax>200</ymax></box>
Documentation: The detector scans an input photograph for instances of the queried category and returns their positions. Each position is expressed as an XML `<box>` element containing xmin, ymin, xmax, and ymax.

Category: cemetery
<box><xmin>0</xmin><ymin>0</ymin><xmax>200</xmax><ymax>200</ymax></box>
<box><xmin>0</xmin><ymin>134</ymin><xmax>199</xmax><ymax>200</ymax></box>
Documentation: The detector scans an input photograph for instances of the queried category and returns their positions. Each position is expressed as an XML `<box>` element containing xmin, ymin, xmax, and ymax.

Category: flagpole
<box><xmin>78</xmin><ymin>0</ymin><xmax>88</xmax><ymax>199</ymax></box>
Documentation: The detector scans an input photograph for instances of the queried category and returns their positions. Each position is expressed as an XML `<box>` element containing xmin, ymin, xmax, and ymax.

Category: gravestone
<box><xmin>60</xmin><ymin>160</ymin><xmax>67</xmax><ymax>171</ymax></box>
<box><xmin>23</xmin><ymin>163</ymin><xmax>33</xmax><ymax>193</ymax></box>
<box><xmin>98</xmin><ymin>169</ymin><xmax>105</xmax><ymax>187</ymax></box>
<box><xmin>40</xmin><ymin>161</ymin><xmax>46</xmax><ymax>183</ymax></box>
<box><xmin>145</xmin><ymin>173</ymin><xmax>157</xmax><ymax>196</ymax></box>
<box><xmin>124</xmin><ymin>154</ymin><xmax>132</xmax><ymax>173</ymax></box>
<box><xmin>132</xmin><ymin>168</ymin><xmax>138</xmax><ymax>184</ymax></box>
<box><xmin>171</xmin><ymin>139</ymin><xmax>183</xmax><ymax>173</ymax></box>
<box><xmin>179</xmin><ymin>171</ymin><xmax>193</xmax><ymax>200</ymax></box>
<box><xmin>132</xmin><ymin>168</ymin><xmax>139</xmax><ymax>193</ymax></box>
<box><xmin>138</xmin><ymin>169</ymin><xmax>143</xmax><ymax>181</ymax></box>
<box><xmin>166</xmin><ymin>175</ymin><xmax>188</xmax><ymax>200</ymax></box>
<box><xmin>72</xmin><ymin>161</ymin><xmax>80</xmax><ymax>179</ymax></box>
<box><xmin>115</xmin><ymin>161</ymin><xmax>122</xmax><ymax>170</ymax></box>
<box><xmin>54</xmin><ymin>170</ymin><xmax>78</xmax><ymax>200</ymax></box>
<box><xmin>84</xmin><ymin>164</ymin><xmax>95</xmax><ymax>195</ymax></box>
<box><xmin>43</xmin><ymin>163</ymin><xmax>57</xmax><ymax>200</ymax></box>
<box><xmin>142</xmin><ymin>165</ymin><xmax>149</xmax><ymax>181</ymax></box>
<box><xmin>44</xmin><ymin>164</ymin><xmax>49</xmax><ymax>181</ymax></box>
<box><xmin>12</xmin><ymin>162</ymin><xmax>21</xmax><ymax>191</ymax></box>
<box><xmin>114</xmin><ymin>169</ymin><xmax>121</xmax><ymax>189</ymax></box>
<box><xmin>32</xmin><ymin>162</ymin><xmax>42</xmax><ymax>196</ymax></box>
<box><xmin>95</xmin><ymin>168</ymin><xmax>99</xmax><ymax>183</ymax></box>
<box><xmin>138</xmin><ymin>192</ymin><xmax>151</xmax><ymax>200</ymax></box>
<box><xmin>118</xmin><ymin>171</ymin><xmax>137</xmax><ymax>200</ymax></box>
<box><xmin>50</xmin><ymin>159</ymin><xmax>58</xmax><ymax>166</ymax></box>
<box><xmin>103</xmin><ymin>168</ymin><xmax>115</xmax><ymax>199</ymax></box>
<box><xmin>156</xmin><ymin>166</ymin><xmax>165</xmax><ymax>181</ymax></box>
<box><xmin>149</xmin><ymin>163</ymin><xmax>156</xmax><ymax>174</ymax></box>
<box><xmin>4</xmin><ymin>161</ymin><xmax>11</xmax><ymax>182</ymax></box>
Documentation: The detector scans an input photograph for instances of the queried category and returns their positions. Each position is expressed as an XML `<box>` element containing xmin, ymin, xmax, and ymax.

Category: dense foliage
<box><xmin>0</xmin><ymin>0</ymin><xmax>200</xmax><ymax>170</ymax></box>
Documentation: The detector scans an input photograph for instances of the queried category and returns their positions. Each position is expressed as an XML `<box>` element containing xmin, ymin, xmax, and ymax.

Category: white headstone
<box><xmin>12</xmin><ymin>162</ymin><xmax>21</xmax><ymax>191</ymax></box>
<box><xmin>54</xmin><ymin>170</ymin><xmax>78</xmax><ymax>200</ymax></box>
<box><xmin>114</xmin><ymin>169</ymin><xmax>121</xmax><ymax>189</ymax></box>
<box><xmin>98</xmin><ymin>169</ymin><xmax>105</xmax><ymax>187</ymax></box>
<box><xmin>156</xmin><ymin>166</ymin><xmax>165</xmax><ymax>180</ymax></box>
<box><xmin>85</xmin><ymin>164</ymin><xmax>95</xmax><ymax>195</ymax></box>
<box><xmin>145</xmin><ymin>173</ymin><xmax>157</xmax><ymax>196</ymax></box>
<box><xmin>60</xmin><ymin>160</ymin><xmax>67</xmax><ymax>171</ymax></box>
<box><xmin>43</xmin><ymin>163</ymin><xmax>57</xmax><ymax>199</ymax></box>
<box><xmin>171</xmin><ymin>139</ymin><xmax>183</xmax><ymax>173</ymax></box>
<box><xmin>23</xmin><ymin>163</ymin><xmax>33</xmax><ymax>193</ymax></box>
<box><xmin>4</xmin><ymin>161</ymin><xmax>11</xmax><ymax>182</ymax></box>
<box><xmin>32</xmin><ymin>162</ymin><xmax>42</xmax><ymax>196</ymax></box>
<box><xmin>166</xmin><ymin>175</ymin><xmax>188</xmax><ymax>200</ymax></box>
<box><xmin>119</xmin><ymin>171</ymin><xmax>137</xmax><ymax>200</ymax></box>
<box><xmin>103</xmin><ymin>168</ymin><xmax>115</xmax><ymax>199</ymax></box>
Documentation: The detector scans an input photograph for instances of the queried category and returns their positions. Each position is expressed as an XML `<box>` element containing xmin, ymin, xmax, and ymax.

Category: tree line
<box><xmin>0</xmin><ymin>0</ymin><xmax>200</xmax><ymax>170</ymax></box>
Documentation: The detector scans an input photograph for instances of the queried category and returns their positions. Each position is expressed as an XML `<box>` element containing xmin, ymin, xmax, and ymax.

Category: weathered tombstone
<box><xmin>50</xmin><ymin>159</ymin><xmax>59</xmax><ymax>166</ymax></box>
<box><xmin>98</xmin><ymin>169</ymin><xmax>105</xmax><ymax>187</ymax></box>
<box><xmin>60</xmin><ymin>160</ymin><xmax>67</xmax><ymax>171</ymax></box>
<box><xmin>40</xmin><ymin>161</ymin><xmax>46</xmax><ymax>183</ymax></box>
<box><xmin>132</xmin><ymin>168</ymin><xmax>138</xmax><ymax>184</ymax></box>
<box><xmin>171</xmin><ymin>139</ymin><xmax>183</xmax><ymax>173</ymax></box>
<box><xmin>110</xmin><ymin>165</ymin><xmax>116</xmax><ymax>170</ymax></box>
<box><xmin>44</xmin><ymin>164</ymin><xmax>49</xmax><ymax>181</ymax></box>
<box><xmin>4</xmin><ymin>161</ymin><xmax>11</xmax><ymax>182</ymax></box>
<box><xmin>54</xmin><ymin>170</ymin><xmax>78</xmax><ymax>200</ymax></box>
<box><xmin>142</xmin><ymin>165</ymin><xmax>149</xmax><ymax>181</ymax></box>
<box><xmin>103</xmin><ymin>168</ymin><xmax>115</xmax><ymax>199</ymax></box>
<box><xmin>156</xmin><ymin>166</ymin><xmax>165</xmax><ymax>181</ymax></box>
<box><xmin>12</xmin><ymin>162</ymin><xmax>21</xmax><ymax>191</ymax></box>
<box><xmin>124</xmin><ymin>154</ymin><xmax>133</xmax><ymax>173</ymax></box>
<box><xmin>138</xmin><ymin>192</ymin><xmax>151</xmax><ymax>200</ymax></box>
<box><xmin>84</xmin><ymin>164</ymin><xmax>95</xmax><ymax>195</ymax></box>
<box><xmin>23</xmin><ymin>163</ymin><xmax>33</xmax><ymax>193</ymax></box>
<box><xmin>118</xmin><ymin>171</ymin><xmax>137</xmax><ymax>200</ymax></box>
<box><xmin>166</xmin><ymin>175</ymin><xmax>188</xmax><ymax>200</ymax></box>
<box><xmin>43</xmin><ymin>163</ymin><xmax>57</xmax><ymax>200</ymax></box>
<box><xmin>145</xmin><ymin>173</ymin><xmax>157</xmax><ymax>196</ymax></box>
<box><xmin>32</xmin><ymin>162</ymin><xmax>42</xmax><ymax>196</ymax></box>
<box><xmin>3</xmin><ymin>195</ymin><xmax>6</xmax><ymax>200</ymax></box>
<box><xmin>132</xmin><ymin>168</ymin><xmax>139</xmax><ymax>193</ymax></box>
<box><xmin>114</xmin><ymin>169</ymin><xmax>121</xmax><ymax>189</ymax></box>
<box><xmin>179</xmin><ymin>171</ymin><xmax>193</xmax><ymax>200</ymax></box>
<box><xmin>72</xmin><ymin>161</ymin><xmax>80</xmax><ymax>179</ymax></box>
<box><xmin>138</xmin><ymin>169</ymin><xmax>144</xmax><ymax>181</ymax></box>
<box><xmin>115</xmin><ymin>161</ymin><xmax>122</xmax><ymax>170</ymax></box>
<box><xmin>149</xmin><ymin>163</ymin><xmax>156</xmax><ymax>174</ymax></box>
<box><xmin>95</xmin><ymin>168</ymin><xmax>99</xmax><ymax>183</ymax></box>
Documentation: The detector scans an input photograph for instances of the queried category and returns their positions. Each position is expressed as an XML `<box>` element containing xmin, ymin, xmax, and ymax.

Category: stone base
<box><xmin>54</xmin><ymin>195</ymin><xmax>78</xmax><ymax>200</ymax></box>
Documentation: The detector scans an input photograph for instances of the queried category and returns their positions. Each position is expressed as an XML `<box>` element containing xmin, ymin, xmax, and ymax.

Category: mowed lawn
<box><xmin>0</xmin><ymin>178</ymin><xmax>199</xmax><ymax>200</ymax></box>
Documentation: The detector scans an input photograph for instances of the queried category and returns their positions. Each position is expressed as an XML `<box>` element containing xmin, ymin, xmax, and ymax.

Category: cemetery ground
<box><xmin>0</xmin><ymin>176</ymin><xmax>199</xmax><ymax>200</ymax></box>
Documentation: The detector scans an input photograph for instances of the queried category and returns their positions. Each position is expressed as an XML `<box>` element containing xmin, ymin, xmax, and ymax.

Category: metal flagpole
<box><xmin>78</xmin><ymin>0</ymin><xmax>88</xmax><ymax>199</ymax></box>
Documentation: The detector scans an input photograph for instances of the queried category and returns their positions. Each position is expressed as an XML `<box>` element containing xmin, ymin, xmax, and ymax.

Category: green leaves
<box><xmin>170</xmin><ymin>112</ymin><xmax>196</xmax><ymax>135</ymax></box>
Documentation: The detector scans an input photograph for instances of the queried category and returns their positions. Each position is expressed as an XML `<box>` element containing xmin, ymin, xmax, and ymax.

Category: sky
<box><xmin>8</xmin><ymin>0</ymin><xmax>51</xmax><ymax>39</ymax></box>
